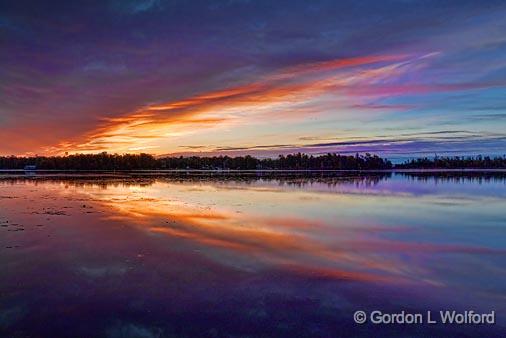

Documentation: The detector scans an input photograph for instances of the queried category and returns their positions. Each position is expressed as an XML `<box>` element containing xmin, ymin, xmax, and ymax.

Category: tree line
<box><xmin>0</xmin><ymin>152</ymin><xmax>391</xmax><ymax>170</ymax></box>
<box><xmin>0</xmin><ymin>152</ymin><xmax>505</xmax><ymax>170</ymax></box>
<box><xmin>0</xmin><ymin>153</ymin><xmax>158</xmax><ymax>170</ymax></box>
<box><xmin>160</xmin><ymin>152</ymin><xmax>392</xmax><ymax>170</ymax></box>
<box><xmin>395</xmin><ymin>155</ymin><xmax>506</xmax><ymax>169</ymax></box>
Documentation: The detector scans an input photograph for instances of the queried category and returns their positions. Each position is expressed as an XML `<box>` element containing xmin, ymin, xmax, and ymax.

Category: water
<box><xmin>1</xmin><ymin>173</ymin><xmax>505</xmax><ymax>337</ymax></box>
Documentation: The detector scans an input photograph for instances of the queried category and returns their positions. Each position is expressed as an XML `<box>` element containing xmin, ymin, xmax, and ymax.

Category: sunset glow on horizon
<box><xmin>2</xmin><ymin>1</ymin><xmax>506</xmax><ymax>158</ymax></box>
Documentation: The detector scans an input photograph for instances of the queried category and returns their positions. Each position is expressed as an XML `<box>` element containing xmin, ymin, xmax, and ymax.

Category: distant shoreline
<box><xmin>1</xmin><ymin>168</ymin><xmax>506</xmax><ymax>181</ymax></box>
<box><xmin>1</xmin><ymin>168</ymin><xmax>506</xmax><ymax>173</ymax></box>
<box><xmin>2</xmin><ymin>153</ymin><xmax>506</xmax><ymax>172</ymax></box>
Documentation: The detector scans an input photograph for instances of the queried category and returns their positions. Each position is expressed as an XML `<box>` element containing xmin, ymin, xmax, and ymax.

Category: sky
<box><xmin>1</xmin><ymin>0</ymin><xmax>506</xmax><ymax>159</ymax></box>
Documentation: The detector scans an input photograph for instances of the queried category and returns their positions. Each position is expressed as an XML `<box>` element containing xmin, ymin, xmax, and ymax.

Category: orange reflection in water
<box><xmin>7</xmin><ymin>177</ymin><xmax>502</xmax><ymax>287</ymax></box>
<box><xmin>51</xmin><ymin>179</ymin><xmax>435</xmax><ymax>284</ymax></box>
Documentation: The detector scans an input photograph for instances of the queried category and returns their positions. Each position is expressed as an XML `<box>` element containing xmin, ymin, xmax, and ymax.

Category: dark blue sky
<box><xmin>1</xmin><ymin>0</ymin><xmax>506</xmax><ymax>157</ymax></box>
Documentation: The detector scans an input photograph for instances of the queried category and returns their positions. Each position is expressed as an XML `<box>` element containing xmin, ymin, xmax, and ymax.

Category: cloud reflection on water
<box><xmin>1</xmin><ymin>174</ymin><xmax>505</xmax><ymax>337</ymax></box>
<box><xmin>32</xmin><ymin>175</ymin><xmax>504</xmax><ymax>287</ymax></box>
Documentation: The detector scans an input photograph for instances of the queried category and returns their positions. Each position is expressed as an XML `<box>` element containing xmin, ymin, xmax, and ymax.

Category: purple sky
<box><xmin>1</xmin><ymin>0</ymin><xmax>506</xmax><ymax>159</ymax></box>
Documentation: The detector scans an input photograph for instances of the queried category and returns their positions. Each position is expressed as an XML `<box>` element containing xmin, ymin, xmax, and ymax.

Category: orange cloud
<box><xmin>49</xmin><ymin>53</ymin><xmax>434</xmax><ymax>155</ymax></box>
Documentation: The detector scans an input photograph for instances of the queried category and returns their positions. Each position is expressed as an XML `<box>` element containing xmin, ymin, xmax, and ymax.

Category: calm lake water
<box><xmin>1</xmin><ymin>173</ymin><xmax>505</xmax><ymax>337</ymax></box>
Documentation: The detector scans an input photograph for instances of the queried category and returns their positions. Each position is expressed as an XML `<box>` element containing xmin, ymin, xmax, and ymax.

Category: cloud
<box><xmin>2</xmin><ymin>1</ymin><xmax>506</xmax><ymax>156</ymax></box>
<box><xmin>113</xmin><ymin>0</ymin><xmax>161</xmax><ymax>14</ymax></box>
<box><xmin>50</xmin><ymin>49</ymin><xmax>506</xmax><ymax>156</ymax></box>
<box><xmin>164</xmin><ymin>131</ymin><xmax>506</xmax><ymax>158</ymax></box>
<box><xmin>467</xmin><ymin>113</ymin><xmax>506</xmax><ymax>121</ymax></box>
<box><xmin>53</xmin><ymin>53</ymin><xmax>452</xmax><ymax>154</ymax></box>
<box><xmin>341</xmin><ymin>83</ymin><xmax>506</xmax><ymax>98</ymax></box>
